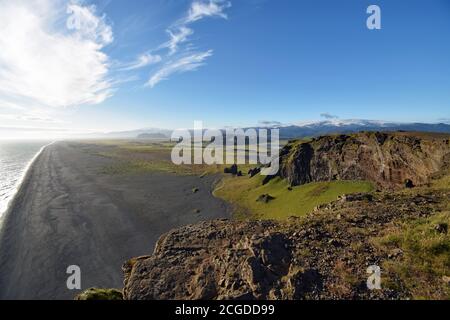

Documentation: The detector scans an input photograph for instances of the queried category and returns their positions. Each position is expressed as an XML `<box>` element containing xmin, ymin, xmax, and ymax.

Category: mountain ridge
<box><xmin>83</xmin><ymin>120</ymin><xmax>450</xmax><ymax>140</ymax></box>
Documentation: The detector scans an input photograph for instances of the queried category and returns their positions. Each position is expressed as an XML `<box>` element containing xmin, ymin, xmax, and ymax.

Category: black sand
<box><xmin>0</xmin><ymin>142</ymin><xmax>230</xmax><ymax>299</ymax></box>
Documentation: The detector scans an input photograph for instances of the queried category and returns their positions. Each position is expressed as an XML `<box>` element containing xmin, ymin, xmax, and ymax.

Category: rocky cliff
<box><xmin>121</xmin><ymin>189</ymin><xmax>449</xmax><ymax>300</ymax></box>
<box><xmin>274</xmin><ymin>132</ymin><xmax>450</xmax><ymax>189</ymax></box>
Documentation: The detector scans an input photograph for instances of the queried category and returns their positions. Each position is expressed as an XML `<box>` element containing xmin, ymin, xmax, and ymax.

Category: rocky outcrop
<box><xmin>121</xmin><ymin>189</ymin><xmax>448</xmax><ymax>300</ymax></box>
<box><xmin>115</xmin><ymin>132</ymin><xmax>450</xmax><ymax>300</ymax></box>
<box><xmin>274</xmin><ymin>132</ymin><xmax>450</xmax><ymax>189</ymax></box>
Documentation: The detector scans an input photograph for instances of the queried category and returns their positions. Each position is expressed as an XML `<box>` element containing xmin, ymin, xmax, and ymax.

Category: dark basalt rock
<box><xmin>121</xmin><ymin>189</ymin><xmax>447</xmax><ymax>300</ymax></box>
<box><xmin>405</xmin><ymin>179</ymin><xmax>415</xmax><ymax>188</ymax></box>
<box><xmin>256</xmin><ymin>194</ymin><xmax>275</xmax><ymax>203</ymax></box>
<box><xmin>248</xmin><ymin>167</ymin><xmax>261</xmax><ymax>178</ymax></box>
<box><xmin>224</xmin><ymin>164</ymin><xmax>238</xmax><ymax>175</ymax></box>
<box><xmin>274</xmin><ymin>132</ymin><xmax>450</xmax><ymax>189</ymax></box>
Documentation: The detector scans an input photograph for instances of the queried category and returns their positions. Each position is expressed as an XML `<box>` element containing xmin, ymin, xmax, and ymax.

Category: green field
<box><xmin>214</xmin><ymin>174</ymin><xmax>374</xmax><ymax>220</ymax></box>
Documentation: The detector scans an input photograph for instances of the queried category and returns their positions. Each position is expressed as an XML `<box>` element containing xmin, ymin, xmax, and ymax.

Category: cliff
<box><xmin>275</xmin><ymin>132</ymin><xmax>450</xmax><ymax>189</ymax></box>
<box><xmin>121</xmin><ymin>189</ymin><xmax>449</xmax><ymax>300</ymax></box>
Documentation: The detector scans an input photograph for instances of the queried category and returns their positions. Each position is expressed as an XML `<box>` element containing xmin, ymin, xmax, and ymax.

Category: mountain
<box><xmin>79</xmin><ymin>120</ymin><xmax>450</xmax><ymax>140</ymax></box>
<box><xmin>266</xmin><ymin>120</ymin><xmax>450</xmax><ymax>139</ymax></box>
<box><xmin>136</xmin><ymin>132</ymin><xmax>169</xmax><ymax>139</ymax></box>
<box><xmin>79</xmin><ymin>128</ymin><xmax>172</xmax><ymax>139</ymax></box>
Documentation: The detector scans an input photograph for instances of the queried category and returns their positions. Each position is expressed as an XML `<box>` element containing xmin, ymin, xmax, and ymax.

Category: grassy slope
<box><xmin>214</xmin><ymin>174</ymin><xmax>374</xmax><ymax>220</ymax></box>
<box><xmin>372</xmin><ymin>172</ymin><xmax>450</xmax><ymax>299</ymax></box>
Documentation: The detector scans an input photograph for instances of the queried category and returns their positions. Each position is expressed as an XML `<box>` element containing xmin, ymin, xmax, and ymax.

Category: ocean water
<box><xmin>0</xmin><ymin>140</ymin><xmax>52</xmax><ymax>219</ymax></box>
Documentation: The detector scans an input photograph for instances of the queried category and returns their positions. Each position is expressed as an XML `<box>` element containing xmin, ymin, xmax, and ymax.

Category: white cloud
<box><xmin>66</xmin><ymin>3</ymin><xmax>113</xmax><ymax>46</ymax></box>
<box><xmin>145</xmin><ymin>0</ymin><xmax>231</xmax><ymax>88</ymax></box>
<box><xmin>121</xmin><ymin>53</ymin><xmax>162</xmax><ymax>71</ymax></box>
<box><xmin>320</xmin><ymin>113</ymin><xmax>339</xmax><ymax>120</ymax></box>
<box><xmin>147</xmin><ymin>50</ymin><xmax>213</xmax><ymax>88</ymax></box>
<box><xmin>163</xmin><ymin>26</ymin><xmax>194</xmax><ymax>55</ymax></box>
<box><xmin>186</xmin><ymin>0</ymin><xmax>231</xmax><ymax>23</ymax></box>
<box><xmin>0</xmin><ymin>0</ymin><xmax>113</xmax><ymax>109</ymax></box>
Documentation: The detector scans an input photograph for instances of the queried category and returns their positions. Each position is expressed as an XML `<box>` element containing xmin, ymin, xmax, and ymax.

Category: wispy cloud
<box><xmin>162</xmin><ymin>26</ymin><xmax>194</xmax><ymax>55</ymax></box>
<box><xmin>186</xmin><ymin>0</ymin><xmax>231</xmax><ymax>23</ymax></box>
<box><xmin>0</xmin><ymin>0</ymin><xmax>113</xmax><ymax>109</ymax></box>
<box><xmin>147</xmin><ymin>50</ymin><xmax>213</xmax><ymax>88</ymax></box>
<box><xmin>320</xmin><ymin>112</ymin><xmax>339</xmax><ymax>119</ymax></box>
<box><xmin>258</xmin><ymin>120</ymin><xmax>284</xmax><ymax>127</ymax></box>
<box><xmin>121</xmin><ymin>53</ymin><xmax>162</xmax><ymax>71</ymax></box>
<box><xmin>145</xmin><ymin>0</ymin><xmax>231</xmax><ymax>88</ymax></box>
<box><xmin>66</xmin><ymin>2</ymin><xmax>113</xmax><ymax>46</ymax></box>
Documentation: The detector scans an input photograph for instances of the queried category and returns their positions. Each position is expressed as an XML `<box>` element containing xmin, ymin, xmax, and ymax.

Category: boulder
<box><xmin>256</xmin><ymin>194</ymin><xmax>275</xmax><ymax>203</ymax></box>
<box><xmin>224</xmin><ymin>164</ymin><xmax>238</xmax><ymax>175</ymax></box>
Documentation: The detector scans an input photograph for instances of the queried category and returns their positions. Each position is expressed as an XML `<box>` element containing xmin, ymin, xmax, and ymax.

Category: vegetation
<box><xmin>75</xmin><ymin>288</ymin><xmax>123</xmax><ymax>300</ymax></box>
<box><xmin>370</xmin><ymin>168</ymin><xmax>450</xmax><ymax>299</ymax></box>
<box><xmin>87</xmin><ymin>140</ymin><xmax>256</xmax><ymax>176</ymax></box>
<box><xmin>214</xmin><ymin>174</ymin><xmax>374</xmax><ymax>220</ymax></box>
<box><xmin>373</xmin><ymin>211</ymin><xmax>450</xmax><ymax>299</ymax></box>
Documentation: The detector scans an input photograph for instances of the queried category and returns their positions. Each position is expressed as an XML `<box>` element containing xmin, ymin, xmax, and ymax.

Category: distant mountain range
<box><xmin>267</xmin><ymin>120</ymin><xmax>450</xmax><ymax>139</ymax></box>
<box><xmin>85</xmin><ymin>120</ymin><xmax>450</xmax><ymax>140</ymax></box>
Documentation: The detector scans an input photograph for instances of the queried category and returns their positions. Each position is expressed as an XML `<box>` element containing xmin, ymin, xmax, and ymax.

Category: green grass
<box><xmin>91</xmin><ymin>140</ymin><xmax>262</xmax><ymax>176</ymax></box>
<box><xmin>214</xmin><ymin>175</ymin><xmax>374</xmax><ymax>220</ymax></box>
<box><xmin>372</xmin><ymin>211</ymin><xmax>450</xmax><ymax>299</ymax></box>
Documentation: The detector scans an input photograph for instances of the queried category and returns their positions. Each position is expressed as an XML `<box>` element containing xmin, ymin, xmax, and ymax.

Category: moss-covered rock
<box><xmin>75</xmin><ymin>288</ymin><xmax>123</xmax><ymax>300</ymax></box>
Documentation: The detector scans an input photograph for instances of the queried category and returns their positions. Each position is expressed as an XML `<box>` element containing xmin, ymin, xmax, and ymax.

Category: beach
<box><xmin>0</xmin><ymin>141</ymin><xmax>230</xmax><ymax>300</ymax></box>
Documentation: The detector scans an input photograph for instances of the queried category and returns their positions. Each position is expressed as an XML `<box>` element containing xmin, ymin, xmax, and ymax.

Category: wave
<box><xmin>0</xmin><ymin>141</ymin><xmax>56</xmax><ymax>222</ymax></box>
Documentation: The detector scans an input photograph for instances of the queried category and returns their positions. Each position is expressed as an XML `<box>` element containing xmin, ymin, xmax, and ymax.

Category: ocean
<box><xmin>0</xmin><ymin>140</ymin><xmax>52</xmax><ymax>219</ymax></box>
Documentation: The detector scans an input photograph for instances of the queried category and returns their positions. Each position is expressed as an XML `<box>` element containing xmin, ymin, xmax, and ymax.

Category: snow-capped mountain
<box><xmin>83</xmin><ymin>120</ymin><xmax>450</xmax><ymax>140</ymax></box>
<box><xmin>271</xmin><ymin>120</ymin><xmax>450</xmax><ymax>139</ymax></box>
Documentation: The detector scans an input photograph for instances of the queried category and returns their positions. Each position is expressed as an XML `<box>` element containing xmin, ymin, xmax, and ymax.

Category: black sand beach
<box><xmin>0</xmin><ymin>142</ymin><xmax>230</xmax><ymax>299</ymax></box>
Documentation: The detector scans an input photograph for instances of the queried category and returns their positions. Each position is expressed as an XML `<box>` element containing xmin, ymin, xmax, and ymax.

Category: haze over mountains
<box><xmin>87</xmin><ymin>119</ymin><xmax>450</xmax><ymax>140</ymax></box>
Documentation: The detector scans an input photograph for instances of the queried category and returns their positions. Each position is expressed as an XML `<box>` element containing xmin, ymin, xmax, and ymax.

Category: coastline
<box><xmin>0</xmin><ymin>141</ymin><xmax>56</xmax><ymax>224</ymax></box>
<box><xmin>0</xmin><ymin>141</ymin><xmax>230</xmax><ymax>299</ymax></box>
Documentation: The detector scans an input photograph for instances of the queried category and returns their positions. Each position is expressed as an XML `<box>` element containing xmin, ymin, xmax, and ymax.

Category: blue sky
<box><xmin>0</xmin><ymin>0</ymin><xmax>450</xmax><ymax>137</ymax></box>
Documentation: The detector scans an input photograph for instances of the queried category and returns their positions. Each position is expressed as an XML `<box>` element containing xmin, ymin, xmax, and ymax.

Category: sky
<box><xmin>0</xmin><ymin>0</ymin><xmax>450</xmax><ymax>139</ymax></box>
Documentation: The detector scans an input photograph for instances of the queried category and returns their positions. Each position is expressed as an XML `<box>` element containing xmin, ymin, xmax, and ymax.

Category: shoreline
<box><xmin>0</xmin><ymin>141</ymin><xmax>230</xmax><ymax>299</ymax></box>
<box><xmin>0</xmin><ymin>141</ymin><xmax>56</xmax><ymax>225</ymax></box>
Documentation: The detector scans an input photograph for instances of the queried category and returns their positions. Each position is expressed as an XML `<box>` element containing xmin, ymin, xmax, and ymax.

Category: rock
<box><xmin>119</xmin><ymin>182</ymin><xmax>447</xmax><ymax>300</ymax></box>
<box><xmin>339</xmin><ymin>193</ymin><xmax>373</xmax><ymax>202</ymax></box>
<box><xmin>192</xmin><ymin>187</ymin><xmax>199</xmax><ymax>193</ymax></box>
<box><xmin>275</xmin><ymin>132</ymin><xmax>450</xmax><ymax>190</ymax></box>
<box><xmin>262</xmin><ymin>174</ymin><xmax>276</xmax><ymax>185</ymax></box>
<box><xmin>328</xmin><ymin>239</ymin><xmax>341</xmax><ymax>247</ymax></box>
<box><xmin>122</xmin><ymin>220</ymin><xmax>301</xmax><ymax>300</ymax></box>
<box><xmin>388</xmin><ymin>248</ymin><xmax>403</xmax><ymax>259</ymax></box>
<box><xmin>256</xmin><ymin>194</ymin><xmax>275</xmax><ymax>203</ymax></box>
<box><xmin>405</xmin><ymin>179</ymin><xmax>415</xmax><ymax>188</ymax></box>
<box><xmin>75</xmin><ymin>288</ymin><xmax>123</xmax><ymax>300</ymax></box>
<box><xmin>248</xmin><ymin>167</ymin><xmax>261</xmax><ymax>178</ymax></box>
<box><xmin>442</xmin><ymin>276</ymin><xmax>450</xmax><ymax>285</ymax></box>
<box><xmin>237</xmin><ymin>171</ymin><xmax>243</xmax><ymax>177</ymax></box>
<box><xmin>224</xmin><ymin>164</ymin><xmax>238</xmax><ymax>175</ymax></box>
<box><xmin>434</xmin><ymin>223</ymin><xmax>448</xmax><ymax>234</ymax></box>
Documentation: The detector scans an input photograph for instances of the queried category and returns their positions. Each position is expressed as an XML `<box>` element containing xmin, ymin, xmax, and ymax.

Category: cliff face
<box><xmin>277</xmin><ymin>132</ymin><xmax>450</xmax><ymax>189</ymax></box>
<box><xmin>121</xmin><ymin>190</ymin><xmax>448</xmax><ymax>300</ymax></box>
